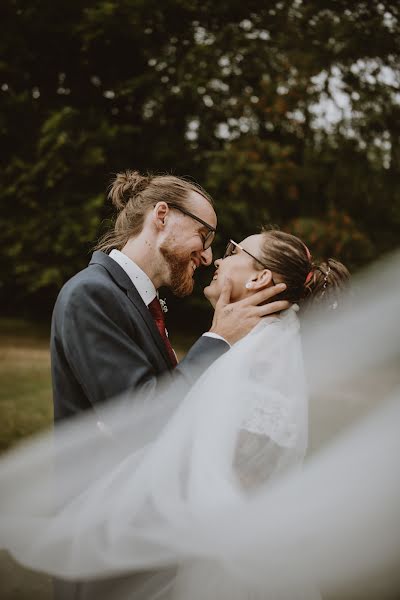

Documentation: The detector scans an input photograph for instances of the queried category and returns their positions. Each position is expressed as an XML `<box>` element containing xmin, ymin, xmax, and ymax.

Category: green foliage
<box><xmin>289</xmin><ymin>210</ymin><xmax>374</xmax><ymax>270</ymax></box>
<box><xmin>1</xmin><ymin>0</ymin><xmax>399</xmax><ymax>318</ymax></box>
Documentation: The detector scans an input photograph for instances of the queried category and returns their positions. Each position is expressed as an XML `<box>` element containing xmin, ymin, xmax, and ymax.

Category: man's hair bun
<box><xmin>108</xmin><ymin>170</ymin><xmax>151</xmax><ymax>210</ymax></box>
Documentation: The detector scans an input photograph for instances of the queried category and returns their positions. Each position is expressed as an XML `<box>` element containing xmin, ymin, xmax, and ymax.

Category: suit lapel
<box><xmin>89</xmin><ymin>252</ymin><xmax>173</xmax><ymax>369</ymax></box>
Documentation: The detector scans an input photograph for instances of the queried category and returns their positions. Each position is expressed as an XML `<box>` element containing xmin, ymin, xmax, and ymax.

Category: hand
<box><xmin>209</xmin><ymin>278</ymin><xmax>290</xmax><ymax>345</ymax></box>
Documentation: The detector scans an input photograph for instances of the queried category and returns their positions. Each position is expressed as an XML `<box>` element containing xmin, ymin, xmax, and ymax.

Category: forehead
<box><xmin>186</xmin><ymin>190</ymin><xmax>217</xmax><ymax>228</ymax></box>
<box><xmin>239</xmin><ymin>234</ymin><xmax>263</xmax><ymax>255</ymax></box>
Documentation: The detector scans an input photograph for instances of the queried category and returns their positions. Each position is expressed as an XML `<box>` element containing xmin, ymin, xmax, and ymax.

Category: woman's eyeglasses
<box><xmin>223</xmin><ymin>240</ymin><xmax>276</xmax><ymax>285</ymax></box>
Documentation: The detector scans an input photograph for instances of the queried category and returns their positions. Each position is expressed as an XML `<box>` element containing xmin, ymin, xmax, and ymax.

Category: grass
<box><xmin>0</xmin><ymin>319</ymin><xmax>53</xmax><ymax>453</ymax></box>
<box><xmin>0</xmin><ymin>319</ymin><xmax>54</xmax><ymax>599</ymax></box>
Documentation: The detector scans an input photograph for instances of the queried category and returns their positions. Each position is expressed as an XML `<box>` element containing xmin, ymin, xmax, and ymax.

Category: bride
<box><xmin>0</xmin><ymin>229</ymin><xmax>399</xmax><ymax>600</ymax></box>
<box><xmin>204</xmin><ymin>228</ymin><xmax>349</xmax><ymax>491</ymax></box>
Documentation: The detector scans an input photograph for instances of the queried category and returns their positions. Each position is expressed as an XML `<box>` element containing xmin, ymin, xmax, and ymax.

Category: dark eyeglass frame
<box><xmin>168</xmin><ymin>203</ymin><xmax>216</xmax><ymax>250</ymax></box>
<box><xmin>223</xmin><ymin>239</ymin><xmax>276</xmax><ymax>286</ymax></box>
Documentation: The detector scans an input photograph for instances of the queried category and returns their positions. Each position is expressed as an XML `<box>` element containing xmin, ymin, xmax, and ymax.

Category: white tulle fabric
<box><xmin>0</xmin><ymin>251</ymin><xmax>400</xmax><ymax>600</ymax></box>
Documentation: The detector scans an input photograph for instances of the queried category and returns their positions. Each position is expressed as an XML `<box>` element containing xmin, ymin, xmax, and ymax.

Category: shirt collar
<box><xmin>109</xmin><ymin>249</ymin><xmax>157</xmax><ymax>307</ymax></box>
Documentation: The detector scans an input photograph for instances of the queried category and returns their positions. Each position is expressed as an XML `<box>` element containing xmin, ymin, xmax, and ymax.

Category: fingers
<box><xmin>216</xmin><ymin>277</ymin><xmax>233</xmax><ymax>308</ymax></box>
<box><xmin>244</xmin><ymin>283</ymin><xmax>287</xmax><ymax>307</ymax></box>
<box><xmin>257</xmin><ymin>299</ymin><xmax>291</xmax><ymax>316</ymax></box>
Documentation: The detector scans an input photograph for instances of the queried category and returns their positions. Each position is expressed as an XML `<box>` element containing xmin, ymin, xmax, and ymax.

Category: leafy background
<box><xmin>1</xmin><ymin>0</ymin><xmax>400</xmax><ymax>330</ymax></box>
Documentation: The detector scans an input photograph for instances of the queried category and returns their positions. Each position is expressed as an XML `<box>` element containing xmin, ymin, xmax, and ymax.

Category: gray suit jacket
<box><xmin>50</xmin><ymin>251</ymin><xmax>228</xmax><ymax>600</ymax></box>
<box><xmin>51</xmin><ymin>251</ymin><xmax>228</xmax><ymax>422</ymax></box>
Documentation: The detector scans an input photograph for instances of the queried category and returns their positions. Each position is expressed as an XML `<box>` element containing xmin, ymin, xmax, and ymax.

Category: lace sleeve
<box><xmin>241</xmin><ymin>390</ymin><xmax>298</xmax><ymax>448</ymax></box>
<box><xmin>234</xmin><ymin>429</ymin><xmax>286</xmax><ymax>490</ymax></box>
<box><xmin>237</xmin><ymin>313</ymin><xmax>306</xmax><ymax>450</ymax></box>
<box><xmin>235</xmin><ymin>391</ymin><xmax>301</xmax><ymax>490</ymax></box>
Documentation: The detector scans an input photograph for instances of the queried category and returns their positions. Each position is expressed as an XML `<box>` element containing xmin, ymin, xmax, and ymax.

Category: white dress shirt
<box><xmin>109</xmin><ymin>249</ymin><xmax>228</xmax><ymax>345</ymax></box>
<box><xmin>109</xmin><ymin>249</ymin><xmax>157</xmax><ymax>307</ymax></box>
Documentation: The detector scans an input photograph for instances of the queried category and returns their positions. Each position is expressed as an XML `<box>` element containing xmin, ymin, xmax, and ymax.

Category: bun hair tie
<box><xmin>305</xmin><ymin>270</ymin><xmax>314</xmax><ymax>285</ymax></box>
<box><xmin>304</xmin><ymin>244</ymin><xmax>313</xmax><ymax>285</ymax></box>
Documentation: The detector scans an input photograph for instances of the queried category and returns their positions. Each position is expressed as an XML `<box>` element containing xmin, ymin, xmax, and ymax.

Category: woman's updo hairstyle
<box><xmin>95</xmin><ymin>170</ymin><xmax>213</xmax><ymax>253</ymax></box>
<box><xmin>303</xmin><ymin>258</ymin><xmax>350</xmax><ymax>310</ymax></box>
<box><xmin>257</xmin><ymin>228</ymin><xmax>350</xmax><ymax>311</ymax></box>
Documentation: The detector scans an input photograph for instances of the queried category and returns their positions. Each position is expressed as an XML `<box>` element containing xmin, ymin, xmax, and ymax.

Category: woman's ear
<box><xmin>245</xmin><ymin>270</ymin><xmax>274</xmax><ymax>290</ymax></box>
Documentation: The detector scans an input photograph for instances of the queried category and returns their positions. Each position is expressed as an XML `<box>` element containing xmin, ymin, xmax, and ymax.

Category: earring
<box><xmin>245</xmin><ymin>281</ymin><xmax>253</xmax><ymax>289</ymax></box>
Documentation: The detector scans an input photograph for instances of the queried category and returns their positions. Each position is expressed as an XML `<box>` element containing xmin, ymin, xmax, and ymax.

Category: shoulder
<box><xmin>56</xmin><ymin>262</ymin><xmax>122</xmax><ymax>311</ymax></box>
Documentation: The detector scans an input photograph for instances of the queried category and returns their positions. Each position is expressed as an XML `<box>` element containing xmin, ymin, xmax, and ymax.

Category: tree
<box><xmin>1</xmin><ymin>0</ymin><xmax>399</xmax><ymax>321</ymax></box>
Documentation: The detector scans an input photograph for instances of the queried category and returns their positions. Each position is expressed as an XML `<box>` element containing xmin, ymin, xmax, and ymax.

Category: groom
<box><xmin>50</xmin><ymin>170</ymin><xmax>288</xmax><ymax>599</ymax></box>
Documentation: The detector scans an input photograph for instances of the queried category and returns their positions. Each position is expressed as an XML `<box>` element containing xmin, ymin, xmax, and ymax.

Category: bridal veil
<box><xmin>0</xmin><ymin>250</ymin><xmax>399</xmax><ymax>599</ymax></box>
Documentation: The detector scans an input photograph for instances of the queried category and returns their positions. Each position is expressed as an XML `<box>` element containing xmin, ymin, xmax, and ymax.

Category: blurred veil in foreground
<box><xmin>0</xmin><ymin>250</ymin><xmax>399</xmax><ymax>600</ymax></box>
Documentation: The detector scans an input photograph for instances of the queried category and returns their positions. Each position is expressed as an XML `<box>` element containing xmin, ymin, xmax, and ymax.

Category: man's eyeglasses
<box><xmin>223</xmin><ymin>240</ymin><xmax>276</xmax><ymax>285</ymax></box>
<box><xmin>168</xmin><ymin>203</ymin><xmax>216</xmax><ymax>250</ymax></box>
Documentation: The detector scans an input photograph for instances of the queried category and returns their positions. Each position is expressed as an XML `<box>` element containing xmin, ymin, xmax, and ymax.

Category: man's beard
<box><xmin>160</xmin><ymin>244</ymin><xmax>195</xmax><ymax>297</ymax></box>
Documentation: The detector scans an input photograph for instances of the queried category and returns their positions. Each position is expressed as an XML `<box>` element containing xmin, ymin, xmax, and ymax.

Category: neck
<box><xmin>121</xmin><ymin>234</ymin><xmax>167</xmax><ymax>289</ymax></box>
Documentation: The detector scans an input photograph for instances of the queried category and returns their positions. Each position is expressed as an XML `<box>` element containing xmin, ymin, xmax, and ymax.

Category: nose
<box><xmin>200</xmin><ymin>246</ymin><xmax>213</xmax><ymax>266</ymax></box>
<box><xmin>214</xmin><ymin>258</ymin><xmax>222</xmax><ymax>268</ymax></box>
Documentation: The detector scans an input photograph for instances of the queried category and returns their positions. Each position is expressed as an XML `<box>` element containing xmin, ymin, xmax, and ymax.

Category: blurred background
<box><xmin>0</xmin><ymin>0</ymin><xmax>399</xmax><ymax>597</ymax></box>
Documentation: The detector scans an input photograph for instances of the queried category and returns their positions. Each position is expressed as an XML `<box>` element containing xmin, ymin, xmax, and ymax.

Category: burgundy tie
<box><xmin>148</xmin><ymin>297</ymin><xmax>178</xmax><ymax>367</ymax></box>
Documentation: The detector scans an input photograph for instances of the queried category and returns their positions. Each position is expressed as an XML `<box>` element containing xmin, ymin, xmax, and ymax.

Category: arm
<box><xmin>58</xmin><ymin>281</ymin><xmax>228</xmax><ymax>410</ymax></box>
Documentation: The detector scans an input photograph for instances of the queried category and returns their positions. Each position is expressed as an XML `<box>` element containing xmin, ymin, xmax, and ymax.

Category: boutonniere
<box><xmin>159</xmin><ymin>298</ymin><xmax>168</xmax><ymax>313</ymax></box>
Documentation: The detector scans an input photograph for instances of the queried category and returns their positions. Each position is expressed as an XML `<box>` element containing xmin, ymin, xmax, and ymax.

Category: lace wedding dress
<box><xmin>0</xmin><ymin>251</ymin><xmax>399</xmax><ymax>599</ymax></box>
